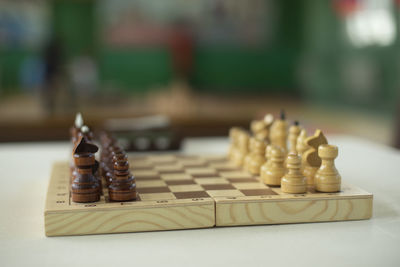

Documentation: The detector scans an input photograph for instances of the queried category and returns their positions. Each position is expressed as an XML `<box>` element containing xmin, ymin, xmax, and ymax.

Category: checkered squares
<box><xmin>130</xmin><ymin>155</ymin><xmax>277</xmax><ymax>201</ymax></box>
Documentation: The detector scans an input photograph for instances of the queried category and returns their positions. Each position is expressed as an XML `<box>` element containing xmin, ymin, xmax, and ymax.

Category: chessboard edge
<box><xmin>215</xmin><ymin>196</ymin><xmax>373</xmax><ymax>226</ymax></box>
<box><xmin>44</xmin><ymin>202</ymin><xmax>216</xmax><ymax>236</ymax></box>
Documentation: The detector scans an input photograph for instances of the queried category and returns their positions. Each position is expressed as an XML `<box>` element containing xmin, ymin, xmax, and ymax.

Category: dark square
<box><xmin>134</xmin><ymin>176</ymin><xmax>161</xmax><ymax>181</ymax></box>
<box><xmin>226</xmin><ymin>178</ymin><xmax>259</xmax><ymax>183</ymax></box>
<box><xmin>214</xmin><ymin>167</ymin><xmax>240</xmax><ymax>172</ymax></box>
<box><xmin>165</xmin><ymin>180</ymin><xmax>196</xmax><ymax>186</ymax></box>
<box><xmin>182</xmin><ymin>163</ymin><xmax>207</xmax><ymax>168</ymax></box>
<box><xmin>174</xmin><ymin>191</ymin><xmax>210</xmax><ymax>199</ymax></box>
<box><xmin>153</xmin><ymin>161</ymin><xmax>177</xmax><ymax>166</ymax></box>
<box><xmin>202</xmin><ymin>184</ymin><xmax>235</xmax><ymax>190</ymax></box>
<box><xmin>157</xmin><ymin>170</ymin><xmax>185</xmax><ymax>174</ymax></box>
<box><xmin>131</xmin><ymin>166</ymin><xmax>154</xmax><ymax>171</ymax></box>
<box><xmin>240</xmin><ymin>189</ymin><xmax>277</xmax><ymax>196</ymax></box>
<box><xmin>136</xmin><ymin>187</ymin><xmax>171</xmax><ymax>194</ymax></box>
<box><xmin>191</xmin><ymin>173</ymin><xmax>218</xmax><ymax>178</ymax></box>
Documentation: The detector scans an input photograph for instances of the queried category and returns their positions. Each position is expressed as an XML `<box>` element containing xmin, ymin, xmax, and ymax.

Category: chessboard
<box><xmin>45</xmin><ymin>154</ymin><xmax>373</xmax><ymax>236</ymax></box>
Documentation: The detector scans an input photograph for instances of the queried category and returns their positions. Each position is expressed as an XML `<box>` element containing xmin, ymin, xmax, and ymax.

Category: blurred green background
<box><xmin>0</xmin><ymin>0</ymin><xmax>399</xmax><ymax>146</ymax></box>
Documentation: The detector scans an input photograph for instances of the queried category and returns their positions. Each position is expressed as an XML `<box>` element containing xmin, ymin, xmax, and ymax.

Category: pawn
<box><xmin>106</xmin><ymin>145</ymin><xmax>122</xmax><ymax>169</ymax></box>
<box><xmin>109</xmin><ymin>160</ymin><xmax>137</xmax><ymax>201</ymax></box>
<box><xmin>260</xmin><ymin>145</ymin><xmax>286</xmax><ymax>186</ymax></box>
<box><xmin>281</xmin><ymin>153</ymin><xmax>307</xmax><ymax>193</ymax></box>
<box><xmin>315</xmin><ymin>144</ymin><xmax>341</xmax><ymax>192</ymax></box>
<box><xmin>288</xmin><ymin>121</ymin><xmax>301</xmax><ymax>154</ymax></box>
<box><xmin>228</xmin><ymin>127</ymin><xmax>240</xmax><ymax>160</ymax></box>
<box><xmin>243</xmin><ymin>137</ymin><xmax>256</xmax><ymax>171</ymax></box>
<box><xmin>260</xmin><ymin>145</ymin><xmax>273</xmax><ymax>178</ymax></box>
<box><xmin>107</xmin><ymin>152</ymin><xmax>128</xmax><ymax>186</ymax></box>
<box><xmin>270</xmin><ymin>110</ymin><xmax>288</xmax><ymax>151</ymax></box>
<box><xmin>232</xmin><ymin>131</ymin><xmax>250</xmax><ymax>167</ymax></box>
<box><xmin>245</xmin><ymin>138</ymin><xmax>266</xmax><ymax>175</ymax></box>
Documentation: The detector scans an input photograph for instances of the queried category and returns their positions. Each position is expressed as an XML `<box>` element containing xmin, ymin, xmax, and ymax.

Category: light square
<box><xmin>129</xmin><ymin>160</ymin><xmax>152</xmax><ymax>168</ymax></box>
<box><xmin>133</xmin><ymin>170</ymin><xmax>159</xmax><ymax>177</ymax></box>
<box><xmin>232</xmin><ymin>182</ymin><xmax>269</xmax><ymax>190</ymax></box>
<box><xmin>169</xmin><ymin>184</ymin><xmax>204</xmax><ymax>193</ymax></box>
<box><xmin>155</xmin><ymin>165</ymin><xmax>183</xmax><ymax>172</ymax></box>
<box><xmin>150</xmin><ymin>155</ymin><xmax>177</xmax><ymax>163</ymax></box>
<box><xmin>139</xmin><ymin>192</ymin><xmax>176</xmax><ymax>201</ymax></box>
<box><xmin>195</xmin><ymin>178</ymin><xmax>229</xmax><ymax>185</ymax></box>
<box><xmin>185</xmin><ymin>168</ymin><xmax>217</xmax><ymax>175</ymax></box>
<box><xmin>136</xmin><ymin>180</ymin><xmax>167</xmax><ymax>188</ymax></box>
<box><xmin>180</xmin><ymin>159</ymin><xmax>206</xmax><ymax>167</ymax></box>
<box><xmin>208</xmin><ymin>162</ymin><xmax>237</xmax><ymax>169</ymax></box>
<box><xmin>206</xmin><ymin>190</ymin><xmax>245</xmax><ymax>198</ymax></box>
<box><xmin>160</xmin><ymin>173</ymin><xmax>193</xmax><ymax>181</ymax></box>
<box><xmin>219</xmin><ymin>171</ymin><xmax>253</xmax><ymax>179</ymax></box>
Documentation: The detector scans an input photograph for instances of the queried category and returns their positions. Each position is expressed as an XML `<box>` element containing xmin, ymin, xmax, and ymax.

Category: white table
<box><xmin>0</xmin><ymin>136</ymin><xmax>399</xmax><ymax>267</ymax></box>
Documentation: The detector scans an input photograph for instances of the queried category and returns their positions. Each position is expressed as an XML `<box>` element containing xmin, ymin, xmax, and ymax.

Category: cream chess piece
<box><xmin>270</xmin><ymin>110</ymin><xmax>288</xmax><ymax>151</ymax></box>
<box><xmin>296</xmin><ymin>129</ymin><xmax>309</xmax><ymax>173</ymax></box>
<box><xmin>250</xmin><ymin>113</ymin><xmax>274</xmax><ymax>142</ymax></box>
<box><xmin>303</xmin><ymin>129</ymin><xmax>327</xmax><ymax>185</ymax></box>
<box><xmin>260</xmin><ymin>145</ymin><xmax>273</xmax><ymax>178</ymax></box>
<box><xmin>228</xmin><ymin>127</ymin><xmax>240</xmax><ymax>161</ymax></box>
<box><xmin>232</xmin><ymin>130</ymin><xmax>250</xmax><ymax>167</ymax></box>
<box><xmin>250</xmin><ymin>120</ymin><xmax>266</xmax><ymax>139</ymax></box>
<box><xmin>288</xmin><ymin>121</ymin><xmax>301</xmax><ymax>154</ymax></box>
<box><xmin>281</xmin><ymin>153</ymin><xmax>307</xmax><ymax>194</ymax></box>
<box><xmin>260</xmin><ymin>145</ymin><xmax>286</xmax><ymax>186</ymax></box>
<box><xmin>245</xmin><ymin>138</ymin><xmax>266</xmax><ymax>175</ymax></box>
<box><xmin>315</xmin><ymin>144</ymin><xmax>341</xmax><ymax>192</ymax></box>
<box><xmin>296</xmin><ymin>129</ymin><xmax>309</xmax><ymax>157</ymax></box>
<box><xmin>243</xmin><ymin>137</ymin><xmax>256</xmax><ymax>171</ymax></box>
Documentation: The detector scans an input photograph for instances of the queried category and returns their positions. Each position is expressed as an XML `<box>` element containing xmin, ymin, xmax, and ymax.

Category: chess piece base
<box><xmin>315</xmin><ymin>175</ymin><xmax>341</xmax><ymax>192</ymax></box>
<box><xmin>261</xmin><ymin>169</ymin><xmax>285</xmax><ymax>186</ymax></box>
<box><xmin>109</xmin><ymin>190</ymin><xmax>137</xmax><ymax>201</ymax></box>
<box><xmin>315</xmin><ymin>183</ymin><xmax>341</xmax><ymax>192</ymax></box>
<box><xmin>71</xmin><ymin>189</ymin><xmax>100</xmax><ymax>203</ymax></box>
<box><xmin>281</xmin><ymin>177</ymin><xmax>307</xmax><ymax>194</ymax></box>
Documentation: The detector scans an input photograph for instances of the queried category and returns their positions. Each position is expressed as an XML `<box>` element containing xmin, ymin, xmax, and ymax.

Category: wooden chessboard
<box><xmin>45</xmin><ymin>154</ymin><xmax>373</xmax><ymax>236</ymax></box>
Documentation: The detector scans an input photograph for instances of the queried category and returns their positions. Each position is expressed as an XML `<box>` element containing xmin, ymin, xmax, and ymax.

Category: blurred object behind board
<box><xmin>103</xmin><ymin>115</ymin><xmax>182</xmax><ymax>152</ymax></box>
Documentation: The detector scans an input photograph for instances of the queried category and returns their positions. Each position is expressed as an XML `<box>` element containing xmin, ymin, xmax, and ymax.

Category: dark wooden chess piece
<box><xmin>71</xmin><ymin>137</ymin><xmax>100</xmax><ymax>203</ymax></box>
<box><xmin>108</xmin><ymin>159</ymin><xmax>136</xmax><ymax>201</ymax></box>
<box><xmin>103</xmin><ymin>144</ymin><xmax>123</xmax><ymax>187</ymax></box>
<box><xmin>99</xmin><ymin>133</ymin><xmax>117</xmax><ymax>187</ymax></box>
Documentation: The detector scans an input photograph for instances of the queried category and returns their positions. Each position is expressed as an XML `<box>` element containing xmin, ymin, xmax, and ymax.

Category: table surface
<box><xmin>0</xmin><ymin>136</ymin><xmax>399</xmax><ymax>267</ymax></box>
